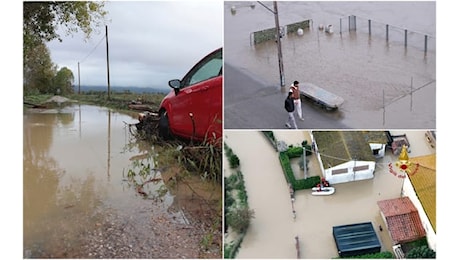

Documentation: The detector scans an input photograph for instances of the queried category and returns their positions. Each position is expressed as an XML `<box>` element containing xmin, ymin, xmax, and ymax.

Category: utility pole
<box><xmin>105</xmin><ymin>25</ymin><xmax>111</xmax><ymax>100</ymax></box>
<box><xmin>303</xmin><ymin>146</ymin><xmax>307</xmax><ymax>179</ymax></box>
<box><xmin>273</xmin><ymin>1</ymin><xmax>285</xmax><ymax>91</ymax></box>
<box><xmin>256</xmin><ymin>1</ymin><xmax>285</xmax><ymax>91</ymax></box>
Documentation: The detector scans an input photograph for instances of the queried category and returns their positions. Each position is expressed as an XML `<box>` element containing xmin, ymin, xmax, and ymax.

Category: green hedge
<box><xmin>224</xmin><ymin>142</ymin><xmax>252</xmax><ymax>259</ymax></box>
<box><xmin>279</xmin><ymin>150</ymin><xmax>320</xmax><ymax>191</ymax></box>
<box><xmin>261</xmin><ymin>131</ymin><xmax>277</xmax><ymax>150</ymax></box>
<box><xmin>338</xmin><ymin>251</ymin><xmax>394</xmax><ymax>258</ymax></box>
<box><xmin>224</xmin><ymin>143</ymin><xmax>240</xmax><ymax>169</ymax></box>
<box><xmin>286</xmin><ymin>144</ymin><xmax>312</xmax><ymax>158</ymax></box>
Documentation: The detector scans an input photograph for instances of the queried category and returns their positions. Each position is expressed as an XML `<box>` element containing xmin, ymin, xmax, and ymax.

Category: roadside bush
<box><xmin>406</xmin><ymin>245</ymin><xmax>436</xmax><ymax>258</ymax></box>
<box><xmin>229</xmin><ymin>155</ymin><xmax>240</xmax><ymax>169</ymax></box>
<box><xmin>261</xmin><ymin>131</ymin><xmax>277</xmax><ymax>150</ymax></box>
<box><xmin>226</xmin><ymin>206</ymin><xmax>255</xmax><ymax>234</ymax></box>
<box><xmin>224</xmin><ymin>143</ymin><xmax>240</xmax><ymax>168</ymax></box>
<box><xmin>261</xmin><ymin>130</ymin><xmax>275</xmax><ymax>142</ymax></box>
<box><xmin>225</xmin><ymin>192</ymin><xmax>235</xmax><ymax>210</ymax></box>
<box><xmin>224</xmin><ymin>143</ymin><xmax>253</xmax><ymax>259</ymax></box>
<box><xmin>285</xmin><ymin>146</ymin><xmax>304</xmax><ymax>158</ymax></box>
<box><xmin>339</xmin><ymin>251</ymin><xmax>393</xmax><ymax>258</ymax></box>
<box><xmin>294</xmin><ymin>176</ymin><xmax>321</xmax><ymax>190</ymax></box>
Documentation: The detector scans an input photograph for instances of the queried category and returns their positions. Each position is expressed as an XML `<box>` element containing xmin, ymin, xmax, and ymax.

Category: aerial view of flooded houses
<box><xmin>224</xmin><ymin>130</ymin><xmax>436</xmax><ymax>259</ymax></box>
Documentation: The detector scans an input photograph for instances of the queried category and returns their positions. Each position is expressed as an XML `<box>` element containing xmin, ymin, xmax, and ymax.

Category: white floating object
<box><xmin>297</xmin><ymin>28</ymin><xmax>304</xmax><ymax>36</ymax></box>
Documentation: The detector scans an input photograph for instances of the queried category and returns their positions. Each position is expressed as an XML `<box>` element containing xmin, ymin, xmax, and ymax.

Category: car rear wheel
<box><xmin>159</xmin><ymin>111</ymin><xmax>172</xmax><ymax>140</ymax></box>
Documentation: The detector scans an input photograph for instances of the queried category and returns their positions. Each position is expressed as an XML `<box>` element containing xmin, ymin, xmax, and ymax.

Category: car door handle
<box><xmin>199</xmin><ymin>86</ymin><xmax>210</xmax><ymax>91</ymax></box>
<box><xmin>186</xmin><ymin>86</ymin><xmax>209</xmax><ymax>94</ymax></box>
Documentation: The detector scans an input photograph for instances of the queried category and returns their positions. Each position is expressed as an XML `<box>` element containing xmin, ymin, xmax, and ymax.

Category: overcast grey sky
<box><xmin>46</xmin><ymin>1</ymin><xmax>223</xmax><ymax>90</ymax></box>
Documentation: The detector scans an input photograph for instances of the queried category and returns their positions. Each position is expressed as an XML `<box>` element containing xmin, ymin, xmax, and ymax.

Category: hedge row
<box><xmin>261</xmin><ymin>131</ymin><xmax>278</xmax><ymax>150</ymax></box>
<box><xmin>224</xmin><ymin>142</ymin><xmax>240</xmax><ymax>169</ymax></box>
<box><xmin>224</xmin><ymin>142</ymin><xmax>252</xmax><ymax>259</ymax></box>
<box><xmin>279</xmin><ymin>150</ymin><xmax>320</xmax><ymax>191</ymax></box>
<box><xmin>338</xmin><ymin>251</ymin><xmax>394</xmax><ymax>259</ymax></box>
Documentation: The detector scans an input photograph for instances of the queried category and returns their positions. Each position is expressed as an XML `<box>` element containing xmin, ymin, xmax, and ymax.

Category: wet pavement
<box><xmin>224</xmin><ymin>63</ymin><xmax>348</xmax><ymax>129</ymax></box>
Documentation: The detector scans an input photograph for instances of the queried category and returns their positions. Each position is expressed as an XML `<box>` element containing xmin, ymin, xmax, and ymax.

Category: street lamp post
<box><xmin>257</xmin><ymin>1</ymin><xmax>285</xmax><ymax>91</ymax></box>
<box><xmin>233</xmin><ymin>1</ymin><xmax>286</xmax><ymax>91</ymax></box>
<box><xmin>272</xmin><ymin>1</ymin><xmax>286</xmax><ymax>91</ymax></box>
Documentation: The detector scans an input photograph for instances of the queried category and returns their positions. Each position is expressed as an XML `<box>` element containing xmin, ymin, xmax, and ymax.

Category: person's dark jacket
<box><xmin>285</xmin><ymin>95</ymin><xmax>295</xmax><ymax>112</ymax></box>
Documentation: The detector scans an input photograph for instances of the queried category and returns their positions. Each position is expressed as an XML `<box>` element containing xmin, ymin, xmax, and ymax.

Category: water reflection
<box><xmin>23</xmin><ymin>104</ymin><xmax>222</xmax><ymax>258</ymax></box>
<box><xmin>23</xmin><ymin>105</ymin><xmax>150</xmax><ymax>256</ymax></box>
<box><xmin>107</xmin><ymin>110</ymin><xmax>111</xmax><ymax>180</ymax></box>
<box><xmin>23</xmin><ymin>105</ymin><xmax>128</xmax><ymax>256</ymax></box>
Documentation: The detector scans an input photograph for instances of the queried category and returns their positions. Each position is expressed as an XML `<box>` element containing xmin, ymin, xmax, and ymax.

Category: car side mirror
<box><xmin>169</xmin><ymin>79</ymin><xmax>181</xmax><ymax>95</ymax></box>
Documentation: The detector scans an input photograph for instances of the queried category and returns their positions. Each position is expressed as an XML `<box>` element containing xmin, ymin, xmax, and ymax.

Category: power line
<box><xmin>384</xmin><ymin>79</ymin><xmax>436</xmax><ymax>107</ymax></box>
<box><xmin>79</xmin><ymin>34</ymin><xmax>106</xmax><ymax>64</ymax></box>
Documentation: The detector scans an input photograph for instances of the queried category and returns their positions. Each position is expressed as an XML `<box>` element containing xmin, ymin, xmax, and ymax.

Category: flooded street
<box><xmin>224</xmin><ymin>130</ymin><xmax>434</xmax><ymax>259</ymax></box>
<box><xmin>23</xmin><ymin>104</ymin><xmax>221</xmax><ymax>258</ymax></box>
<box><xmin>224</xmin><ymin>1</ymin><xmax>436</xmax><ymax>129</ymax></box>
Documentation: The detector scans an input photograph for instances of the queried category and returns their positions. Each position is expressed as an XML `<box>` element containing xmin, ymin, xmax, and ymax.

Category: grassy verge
<box><xmin>69</xmin><ymin>92</ymin><xmax>166</xmax><ymax>112</ymax></box>
<box><xmin>24</xmin><ymin>92</ymin><xmax>166</xmax><ymax>113</ymax></box>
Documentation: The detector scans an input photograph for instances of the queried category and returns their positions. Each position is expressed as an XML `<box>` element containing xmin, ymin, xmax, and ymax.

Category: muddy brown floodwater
<box><xmin>23</xmin><ymin>104</ymin><xmax>221</xmax><ymax>258</ymax></box>
<box><xmin>224</xmin><ymin>130</ymin><xmax>434</xmax><ymax>259</ymax></box>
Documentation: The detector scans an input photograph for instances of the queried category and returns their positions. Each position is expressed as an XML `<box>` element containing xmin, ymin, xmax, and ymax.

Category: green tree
<box><xmin>23</xmin><ymin>2</ymin><xmax>107</xmax><ymax>47</ymax></box>
<box><xmin>226</xmin><ymin>205</ymin><xmax>255</xmax><ymax>233</ymax></box>
<box><xmin>23</xmin><ymin>1</ymin><xmax>107</xmax><ymax>94</ymax></box>
<box><xmin>53</xmin><ymin>67</ymin><xmax>75</xmax><ymax>95</ymax></box>
<box><xmin>23</xmin><ymin>42</ymin><xmax>57</xmax><ymax>94</ymax></box>
<box><xmin>406</xmin><ymin>245</ymin><xmax>436</xmax><ymax>258</ymax></box>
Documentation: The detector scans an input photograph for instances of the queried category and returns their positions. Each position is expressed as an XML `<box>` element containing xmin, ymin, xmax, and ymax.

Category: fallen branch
<box><xmin>23</xmin><ymin>102</ymin><xmax>47</xmax><ymax>109</ymax></box>
<box><xmin>136</xmin><ymin>177</ymin><xmax>163</xmax><ymax>197</ymax></box>
<box><xmin>128</xmin><ymin>104</ymin><xmax>156</xmax><ymax>113</ymax></box>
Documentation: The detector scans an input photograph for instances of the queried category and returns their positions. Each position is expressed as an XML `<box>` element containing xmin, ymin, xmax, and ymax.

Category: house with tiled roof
<box><xmin>401</xmin><ymin>154</ymin><xmax>436</xmax><ymax>251</ymax></box>
<box><xmin>310</xmin><ymin>131</ymin><xmax>386</xmax><ymax>184</ymax></box>
<box><xmin>377</xmin><ymin>197</ymin><xmax>426</xmax><ymax>245</ymax></box>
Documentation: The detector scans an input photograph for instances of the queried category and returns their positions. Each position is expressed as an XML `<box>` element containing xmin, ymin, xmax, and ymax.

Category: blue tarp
<box><xmin>333</xmin><ymin>222</ymin><xmax>381</xmax><ymax>257</ymax></box>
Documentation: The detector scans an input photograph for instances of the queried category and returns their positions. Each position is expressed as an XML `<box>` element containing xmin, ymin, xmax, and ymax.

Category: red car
<box><xmin>158</xmin><ymin>47</ymin><xmax>222</xmax><ymax>143</ymax></box>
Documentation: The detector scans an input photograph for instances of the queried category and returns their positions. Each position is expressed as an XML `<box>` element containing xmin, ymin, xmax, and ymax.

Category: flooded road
<box><xmin>224</xmin><ymin>130</ymin><xmax>434</xmax><ymax>258</ymax></box>
<box><xmin>23</xmin><ymin>104</ymin><xmax>221</xmax><ymax>258</ymax></box>
<box><xmin>224</xmin><ymin>1</ymin><xmax>436</xmax><ymax>129</ymax></box>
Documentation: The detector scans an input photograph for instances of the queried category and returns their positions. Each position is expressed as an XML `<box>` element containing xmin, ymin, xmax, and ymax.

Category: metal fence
<box><xmin>250</xmin><ymin>19</ymin><xmax>312</xmax><ymax>45</ymax></box>
<box><xmin>339</xmin><ymin>15</ymin><xmax>436</xmax><ymax>53</ymax></box>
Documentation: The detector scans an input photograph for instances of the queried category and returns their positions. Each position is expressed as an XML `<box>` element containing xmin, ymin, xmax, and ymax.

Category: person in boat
<box><xmin>317</xmin><ymin>183</ymin><xmax>322</xmax><ymax>191</ymax></box>
<box><xmin>321</xmin><ymin>177</ymin><xmax>330</xmax><ymax>187</ymax></box>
